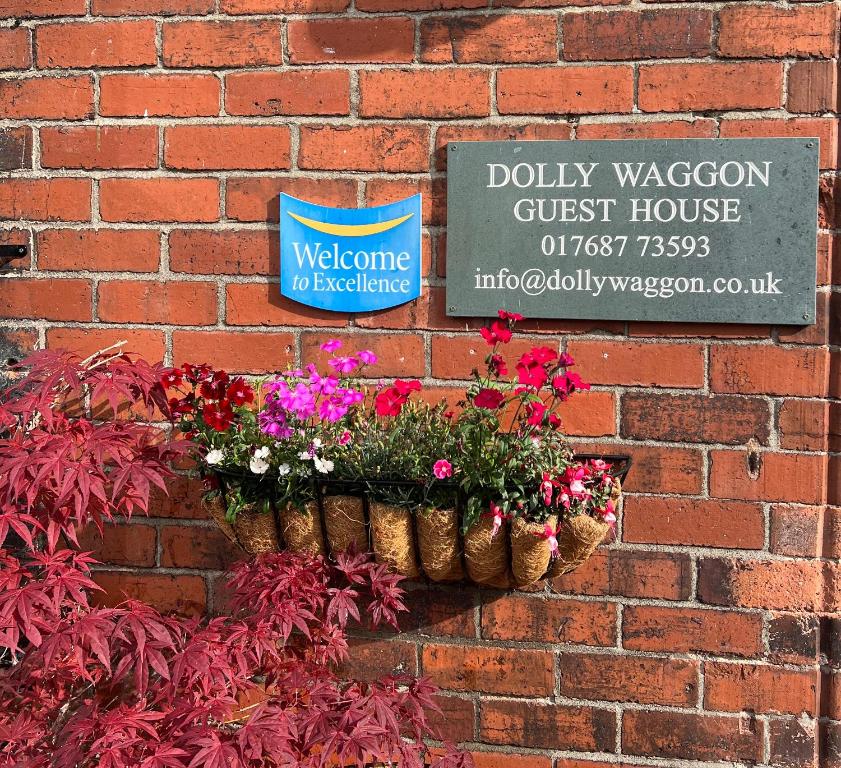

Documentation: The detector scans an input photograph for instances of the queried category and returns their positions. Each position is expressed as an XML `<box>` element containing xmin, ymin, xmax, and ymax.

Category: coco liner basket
<box><xmin>206</xmin><ymin>454</ymin><xmax>631</xmax><ymax>590</ymax></box>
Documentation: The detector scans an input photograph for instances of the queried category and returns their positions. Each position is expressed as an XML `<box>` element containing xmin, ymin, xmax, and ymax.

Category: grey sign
<box><xmin>445</xmin><ymin>139</ymin><xmax>818</xmax><ymax>325</ymax></box>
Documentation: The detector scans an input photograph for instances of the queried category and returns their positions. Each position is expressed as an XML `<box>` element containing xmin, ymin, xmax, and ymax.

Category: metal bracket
<box><xmin>0</xmin><ymin>244</ymin><xmax>28</xmax><ymax>270</ymax></box>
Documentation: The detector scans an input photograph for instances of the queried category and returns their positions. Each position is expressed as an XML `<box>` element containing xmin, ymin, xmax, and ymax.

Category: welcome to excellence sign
<box><xmin>445</xmin><ymin>139</ymin><xmax>818</xmax><ymax>325</ymax></box>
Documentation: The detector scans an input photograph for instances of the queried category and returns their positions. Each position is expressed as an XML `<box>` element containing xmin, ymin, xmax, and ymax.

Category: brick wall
<box><xmin>1</xmin><ymin>0</ymin><xmax>840</xmax><ymax>765</ymax></box>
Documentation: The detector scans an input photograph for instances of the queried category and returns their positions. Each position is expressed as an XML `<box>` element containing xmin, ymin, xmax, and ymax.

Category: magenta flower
<box><xmin>357</xmin><ymin>349</ymin><xmax>378</xmax><ymax>366</ymax></box>
<box><xmin>433</xmin><ymin>459</ymin><xmax>452</xmax><ymax>480</ymax></box>
<box><xmin>321</xmin><ymin>339</ymin><xmax>342</xmax><ymax>353</ymax></box>
<box><xmin>338</xmin><ymin>430</ymin><xmax>352</xmax><ymax>446</ymax></box>
<box><xmin>319</xmin><ymin>397</ymin><xmax>348</xmax><ymax>423</ymax></box>
<box><xmin>328</xmin><ymin>356</ymin><xmax>359</xmax><ymax>374</ymax></box>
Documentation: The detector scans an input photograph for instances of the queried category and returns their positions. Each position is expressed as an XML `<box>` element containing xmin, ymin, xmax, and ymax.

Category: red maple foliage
<box><xmin>0</xmin><ymin>349</ymin><xmax>471</xmax><ymax>768</ymax></box>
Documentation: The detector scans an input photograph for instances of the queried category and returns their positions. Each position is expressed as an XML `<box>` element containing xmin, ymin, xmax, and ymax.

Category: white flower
<box><xmin>254</xmin><ymin>446</ymin><xmax>270</xmax><ymax>459</ymax></box>
<box><xmin>205</xmin><ymin>449</ymin><xmax>224</xmax><ymax>466</ymax></box>
<box><xmin>278</xmin><ymin>463</ymin><xmax>291</xmax><ymax>476</ymax></box>
<box><xmin>250</xmin><ymin>456</ymin><xmax>269</xmax><ymax>474</ymax></box>
<box><xmin>312</xmin><ymin>438</ymin><xmax>323</xmax><ymax>449</ymax></box>
<box><xmin>313</xmin><ymin>456</ymin><xmax>334</xmax><ymax>474</ymax></box>
<box><xmin>299</xmin><ymin>451</ymin><xmax>313</xmax><ymax>461</ymax></box>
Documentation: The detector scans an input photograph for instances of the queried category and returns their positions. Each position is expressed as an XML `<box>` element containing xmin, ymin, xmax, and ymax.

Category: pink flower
<box><xmin>538</xmin><ymin>522</ymin><xmax>559</xmax><ymax>557</ymax></box>
<box><xmin>484</xmin><ymin>502</ymin><xmax>510</xmax><ymax>538</ymax></box>
<box><xmin>338</xmin><ymin>430</ymin><xmax>352</xmax><ymax>446</ymax></box>
<box><xmin>433</xmin><ymin>459</ymin><xmax>452</xmax><ymax>480</ymax></box>
<box><xmin>321</xmin><ymin>339</ymin><xmax>342</xmax><ymax>353</ymax></box>
<box><xmin>601</xmin><ymin>500</ymin><xmax>617</xmax><ymax>526</ymax></box>
<box><xmin>357</xmin><ymin>349</ymin><xmax>378</xmax><ymax>366</ymax></box>
<box><xmin>540</xmin><ymin>472</ymin><xmax>559</xmax><ymax>506</ymax></box>
<box><xmin>328</xmin><ymin>356</ymin><xmax>359</xmax><ymax>374</ymax></box>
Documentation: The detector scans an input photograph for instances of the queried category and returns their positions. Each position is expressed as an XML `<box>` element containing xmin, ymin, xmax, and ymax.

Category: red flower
<box><xmin>226</xmin><ymin>377</ymin><xmax>254</xmax><ymax>407</ymax></box>
<box><xmin>548</xmin><ymin>413</ymin><xmax>562</xmax><ymax>430</ymax></box>
<box><xmin>160</xmin><ymin>369</ymin><xmax>182</xmax><ymax>389</ymax></box>
<box><xmin>525</xmin><ymin>401</ymin><xmax>546</xmax><ymax>425</ymax></box>
<box><xmin>488</xmin><ymin>353</ymin><xmax>508</xmax><ymax>377</ymax></box>
<box><xmin>394</xmin><ymin>379</ymin><xmax>422</xmax><ymax>396</ymax></box>
<box><xmin>558</xmin><ymin>353</ymin><xmax>575</xmax><ymax>367</ymax></box>
<box><xmin>516</xmin><ymin>355</ymin><xmax>548</xmax><ymax>389</ymax></box>
<box><xmin>531</xmin><ymin>346</ymin><xmax>557</xmax><ymax>365</ymax></box>
<box><xmin>479</xmin><ymin>320</ymin><xmax>512</xmax><ymax>346</ymax></box>
<box><xmin>498</xmin><ymin>309</ymin><xmax>524</xmax><ymax>322</ymax></box>
<box><xmin>375</xmin><ymin>387</ymin><xmax>405</xmax><ymax>417</ymax></box>
<box><xmin>169</xmin><ymin>396</ymin><xmax>195</xmax><ymax>416</ymax></box>
<box><xmin>473</xmin><ymin>388</ymin><xmax>505</xmax><ymax>409</ymax></box>
<box><xmin>552</xmin><ymin>371</ymin><xmax>591</xmax><ymax>400</ymax></box>
<box><xmin>202</xmin><ymin>401</ymin><xmax>234</xmax><ymax>431</ymax></box>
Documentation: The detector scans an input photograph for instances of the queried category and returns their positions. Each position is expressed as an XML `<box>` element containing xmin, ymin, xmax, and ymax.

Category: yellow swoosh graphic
<box><xmin>287</xmin><ymin>211</ymin><xmax>414</xmax><ymax>238</ymax></box>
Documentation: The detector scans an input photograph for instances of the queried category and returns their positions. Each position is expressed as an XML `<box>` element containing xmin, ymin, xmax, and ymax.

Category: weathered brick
<box><xmin>172</xmin><ymin>331</ymin><xmax>294</xmax><ymax>373</ymax></box>
<box><xmin>623</xmin><ymin>605</ymin><xmax>762</xmax><ymax>657</ymax></box>
<box><xmin>719</xmin><ymin>118</ymin><xmax>837</xmax><ymax>170</ymax></box>
<box><xmin>41</xmin><ymin>126</ymin><xmax>158</xmax><ymax>170</ymax></box>
<box><xmin>100</xmin><ymin>74</ymin><xmax>220</xmax><ymax>117</ymax></box>
<box><xmin>0</xmin><ymin>77</ymin><xmax>93</xmax><ymax>120</ymax></box>
<box><xmin>621</xmin><ymin>393</ymin><xmax>771</xmax><ymax>445</ymax></box>
<box><xmin>623</xmin><ymin>711</ymin><xmax>761</xmax><ymax>762</ymax></box>
<box><xmin>301</xmin><ymin>332</ymin><xmax>425</xmax><ymax>378</ymax></box>
<box><xmin>164</xmin><ymin>125</ymin><xmax>291</xmax><ymax>170</ymax></box>
<box><xmin>339</xmin><ymin>638</ymin><xmax>418</xmax><ymax>679</ymax></box>
<box><xmin>288</xmin><ymin>18</ymin><xmax>414</xmax><ymax>63</ymax></box>
<box><xmin>479</xmin><ymin>700</ymin><xmax>616</xmax><ymax>751</ymax></box>
<box><xmin>359</xmin><ymin>69</ymin><xmax>490</xmax><ymax>118</ymax></box>
<box><xmin>227</xmin><ymin>285</ymin><xmax>348</xmax><ymax>328</ymax></box>
<box><xmin>769</xmin><ymin>718</ymin><xmax>818</xmax><ymax>768</ymax></box>
<box><xmin>788</xmin><ymin>60</ymin><xmax>839</xmax><ymax>113</ymax></box>
<box><xmin>768</xmin><ymin>613</ymin><xmax>820</xmax><ymax>665</ymax></box>
<box><xmin>0</xmin><ymin>28</ymin><xmax>31</xmax><ymax>69</ymax></box>
<box><xmin>94</xmin><ymin>572</ymin><xmax>206</xmax><ymax>615</ymax></box>
<box><xmin>38</xmin><ymin>229</ymin><xmax>159</xmax><ymax>272</ymax></box>
<box><xmin>617</xmin><ymin>445</ymin><xmax>704</xmax><ymax>495</ymax></box>
<box><xmin>0</xmin><ymin>0</ymin><xmax>85</xmax><ymax>16</ymax></box>
<box><xmin>434</xmin><ymin>123</ymin><xmax>572</xmax><ymax>169</ymax></box>
<box><xmin>100</xmin><ymin>178</ymin><xmax>219</xmax><ymax>223</ymax></box>
<box><xmin>299</xmin><ymin>125</ymin><xmax>429</xmax><ymax>172</ymax></box>
<box><xmin>558</xmin><ymin>653</ymin><xmax>698</xmax><ymax>705</ymax></box>
<box><xmin>93</xmin><ymin>0</ymin><xmax>214</xmax><ymax>12</ymax></box>
<box><xmin>0</xmin><ymin>179</ymin><xmax>91</xmax><ymax>222</ymax></box>
<box><xmin>778</xmin><ymin>400</ymin><xmax>830</xmax><ymax>451</ymax></box>
<box><xmin>46</xmin><ymin>328</ymin><xmax>165</xmax><ymax>362</ymax></box>
<box><xmin>162</xmin><ymin>21</ymin><xmax>282</xmax><ymax>67</ymax></box>
<box><xmin>225</xmin><ymin>70</ymin><xmax>350</xmax><ymax>116</ymax></box>
<box><xmin>160</xmin><ymin>525</ymin><xmax>242</xmax><ymax>570</ymax></box>
<box><xmin>423</xmin><ymin>643</ymin><xmax>553</xmax><ymax>695</ymax></box>
<box><xmin>563</xmin><ymin>9</ymin><xmax>711</xmax><ymax>61</ymax></box>
<box><xmin>222</xmin><ymin>0</ymin><xmax>347</xmax><ymax>11</ymax></box>
<box><xmin>406</xmin><ymin>587</ymin><xmax>477</xmax><ymax>638</ymax></box>
<box><xmin>576</xmin><ymin>118</ymin><xmax>716</xmax><ymax>140</ymax></box>
<box><xmin>567</xmin><ymin>340</ymin><xmax>704</xmax><ymax>387</ymax></box>
<box><xmin>718</xmin><ymin>5</ymin><xmax>837</xmax><ymax>58</ymax></box>
<box><xmin>482</xmin><ymin>595</ymin><xmax>616</xmax><ymax>646</ymax></box>
<box><xmin>623</xmin><ymin>497</ymin><xmax>765</xmax><ymax>549</ymax></box>
<box><xmin>169</xmin><ymin>230</ymin><xmax>275</xmax><ymax>275</ymax></box>
<box><xmin>148</xmin><ymin>476</ymin><xmax>206</xmax><ymax>519</ymax></box>
<box><xmin>36</xmin><ymin>20</ymin><xmax>157</xmax><ymax>68</ymax></box>
<box><xmin>226</xmin><ymin>177</ymin><xmax>358</xmax><ymax>223</ymax></box>
<box><xmin>705</xmin><ymin>662</ymin><xmax>818</xmax><ymax>716</ymax></box>
<box><xmin>639</xmin><ymin>62</ymin><xmax>783</xmax><ymax>112</ymax></box>
<box><xmin>0</xmin><ymin>128</ymin><xmax>32</xmax><ymax>171</ymax></box>
<box><xmin>78</xmin><ymin>523</ymin><xmax>157</xmax><ymax>567</ymax></box>
<box><xmin>770</xmin><ymin>505</ymin><xmax>824</xmax><ymax>558</ymax></box>
<box><xmin>498</xmin><ymin>66</ymin><xmax>634</xmax><ymax>114</ymax></box>
<box><xmin>98</xmin><ymin>280</ymin><xmax>217</xmax><ymax>325</ymax></box>
<box><xmin>427</xmin><ymin>695</ymin><xmax>475</xmax><ymax>742</ymax></box>
<box><xmin>711</xmin><ymin>345</ymin><xmax>828</xmax><ymax>398</ymax></box>
<box><xmin>421</xmin><ymin>15</ymin><xmax>558</xmax><ymax>63</ymax></box>
<box><xmin>0</xmin><ymin>278</ymin><xmax>91</xmax><ymax>322</ymax></box>
<box><xmin>357</xmin><ymin>0</ymin><xmax>483</xmax><ymax>10</ymax></box>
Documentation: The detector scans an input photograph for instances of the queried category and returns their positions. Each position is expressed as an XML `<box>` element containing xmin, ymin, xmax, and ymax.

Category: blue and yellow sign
<box><xmin>280</xmin><ymin>194</ymin><xmax>422</xmax><ymax>313</ymax></box>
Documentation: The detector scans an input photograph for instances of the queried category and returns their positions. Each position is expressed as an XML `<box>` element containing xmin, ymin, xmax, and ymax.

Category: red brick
<box><xmin>482</xmin><ymin>595</ymin><xmax>616</xmax><ymax>646</ymax></box>
<box><xmin>0</xmin><ymin>179</ymin><xmax>91</xmax><ymax>222</ymax></box>
<box><xmin>1</xmin><ymin>278</ymin><xmax>91</xmax><ymax>322</ymax></box>
<box><xmin>302</xmin><ymin>332</ymin><xmax>425</xmax><ymax>378</ymax></box>
<box><xmin>299</xmin><ymin>125</ymin><xmax>429</xmax><ymax>173</ymax></box>
<box><xmin>164</xmin><ymin>125</ymin><xmax>290</xmax><ymax>171</ymax></box>
<box><xmin>225</xmin><ymin>70</ymin><xmax>349</xmax><ymax>116</ymax></box>
<box><xmin>564</xmin><ymin>9</ymin><xmax>711</xmax><ymax>61</ymax></box>
<box><xmin>479</xmin><ymin>700</ymin><xmax>616</xmax><ymax>751</ymax></box>
<box><xmin>558</xmin><ymin>653</ymin><xmax>698</xmax><ymax>705</ymax></box>
<box><xmin>38</xmin><ymin>229</ymin><xmax>159</xmax><ymax>272</ymax></box>
<box><xmin>699</xmin><ymin>558</ymin><xmax>822</xmax><ymax>612</ymax></box>
<box><xmin>0</xmin><ymin>128</ymin><xmax>32</xmax><ymax>171</ymax></box>
<box><xmin>100</xmin><ymin>74</ymin><xmax>220</xmax><ymax>117</ymax></box>
<box><xmin>623</xmin><ymin>711</ymin><xmax>761</xmax><ymax>762</ymax></box>
<box><xmin>423</xmin><ymin>643</ymin><xmax>553</xmax><ymax>695</ymax></box>
<box><xmin>768</xmin><ymin>613</ymin><xmax>820</xmax><ymax>666</ymax></box>
<box><xmin>41</xmin><ymin>126</ymin><xmax>158</xmax><ymax>170</ymax></box>
<box><xmin>94</xmin><ymin>572</ymin><xmax>206</xmax><ymax>615</ymax></box>
<box><xmin>497</xmin><ymin>66</ymin><xmax>634</xmax><ymax>114</ymax></box>
<box><xmin>360</xmin><ymin>69</ymin><xmax>489</xmax><ymax>118</ymax></box>
<box><xmin>100</xmin><ymin>178</ymin><xmax>219</xmax><ymax>223</ymax></box>
<box><xmin>719</xmin><ymin>118</ymin><xmax>837</xmax><ymax>170</ymax></box>
<box><xmin>431</xmin><ymin>335</ymin><xmax>543</xmax><ymax>379</ymax></box>
<box><xmin>780</xmin><ymin>291</ymin><xmax>833</xmax><ymax>347</ymax></box>
<box><xmin>421</xmin><ymin>15</ymin><xmax>557</xmax><ymax>63</ymax></box>
<box><xmin>778</xmin><ymin>399</ymin><xmax>829</xmax><ymax>451</ymax></box>
<box><xmin>621</xmin><ymin>393</ymin><xmax>770</xmax><ymax>445</ymax></box>
<box><xmin>567</xmin><ymin>340</ymin><xmax>704</xmax><ymax>388</ymax></box>
<box><xmin>0</xmin><ymin>0</ymin><xmax>85</xmax><ymax>16</ymax></box>
<box><xmin>718</xmin><ymin>5</ymin><xmax>837</xmax><ymax>58</ymax></box>
<box><xmin>288</xmin><ymin>18</ymin><xmax>414</xmax><ymax>63</ymax></box>
<box><xmin>0</xmin><ymin>76</ymin><xmax>93</xmax><ymax>120</ymax></box>
<box><xmin>405</xmin><ymin>588</ymin><xmax>476</xmax><ymax>638</ymax></box>
<box><xmin>427</xmin><ymin>695</ymin><xmax>475</xmax><ymax>743</ymax></box>
<box><xmin>78</xmin><ymin>523</ymin><xmax>157</xmax><ymax>567</ymax></box>
<box><xmin>162</xmin><ymin>21</ymin><xmax>281</xmax><ymax>67</ymax></box>
<box><xmin>0</xmin><ymin>28</ymin><xmax>31</xmax><ymax>69</ymax></box>
<box><xmin>98</xmin><ymin>280</ymin><xmax>217</xmax><ymax>326</ymax></box>
<box><xmin>226</xmin><ymin>177</ymin><xmax>358</xmax><ymax>223</ymax></box>
<box><xmin>770</xmin><ymin>504</ymin><xmax>824</xmax><ymax>558</ymax></box>
<box><xmin>705</xmin><ymin>662</ymin><xmax>818</xmax><ymax>716</ymax></box>
<box><xmin>639</xmin><ymin>62</ymin><xmax>783</xmax><ymax>112</ymax></box>
<box><xmin>554</xmin><ymin>390</ymin><xmax>616</xmax><ymax>437</ymax></box>
<box><xmin>624</xmin><ymin>605</ymin><xmax>761</xmax><ymax>658</ymax></box>
<box><xmin>624</xmin><ymin>497</ymin><xmax>765</xmax><ymax>549</ymax></box>
<box><xmin>172</xmin><ymin>331</ymin><xmax>294</xmax><ymax>374</ymax></box>
<box><xmin>222</xmin><ymin>0</ymin><xmax>347</xmax><ymax>11</ymax></box>
<box><xmin>36</xmin><ymin>20</ymin><xmax>156</xmax><ymax>68</ymax></box>
<box><xmin>46</xmin><ymin>327</ymin><xmax>165</xmax><ymax>362</ymax></box>
<box><xmin>628</xmin><ymin>321</ymin><xmax>770</xmax><ymax>339</ymax></box>
<box><xmin>710</xmin><ymin>449</ymin><xmax>827</xmax><ymax>505</ymax></box>
<box><xmin>711</xmin><ymin>345</ymin><xmax>828</xmax><ymax>397</ymax></box>
<box><xmin>226</xmin><ymin>285</ymin><xmax>347</xmax><ymax>328</ymax></box>
<box><xmin>0</xmin><ymin>329</ymin><xmax>37</xmax><ymax>364</ymax></box>
<box><xmin>434</xmin><ymin>123</ymin><xmax>572</xmax><ymax>169</ymax></box>
<box><xmin>148</xmin><ymin>476</ymin><xmax>206</xmax><ymax>519</ymax></box>
<box><xmin>357</xmin><ymin>0</ymin><xmax>483</xmax><ymax>9</ymax></box>
<box><xmin>93</xmin><ymin>0</ymin><xmax>213</xmax><ymax>12</ymax></box>
<box><xmin>170</xmin><ymin>230</ymin><xmax>274</xmax><ymax>275</ymax></box>
<box><xmin>339</xmin><ymin>637</ymin><xmax>418</xmax><ymax>680</ymax></box>
<box><xmin>577</xmin><ymin>118</ymin><xmax>716</xmax><ymax>140</ymax></box>
<box><xmin>770</xmin><ymin>718</ymin><xmax>819</xmax><ymax>768</ymax></box>
<box><xmin>616</xmin><ymin>444</ymin><xmax>703</xmax><ymax>495</ymax></box>
<box><xmin>160</xmin><ymin>525</ymin><xmax>242</xmax><ymax>570</ymax></box>
<box><xmin>788</xmin><ymin>60</ymin><xmax>839</xmax><ymax>113</ymax></box>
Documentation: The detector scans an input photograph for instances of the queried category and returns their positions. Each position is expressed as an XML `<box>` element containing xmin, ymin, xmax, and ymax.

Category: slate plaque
<box><xmin>445</xmin><ymin>139</ymin><xmax>818</xmax><ymax>325</ymax></box>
